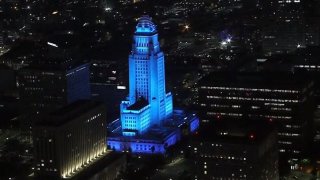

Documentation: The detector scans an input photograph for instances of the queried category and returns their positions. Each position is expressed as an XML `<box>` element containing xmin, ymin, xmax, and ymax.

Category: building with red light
<box><xmin>189</xmin><ymin>120</ymin><xmax>279</xmax><ymax>180</ymax></box>
<box><xmin>197</xmin><ymin>72</ymin><xmax>314</xmax><ymax>163</ymax></box>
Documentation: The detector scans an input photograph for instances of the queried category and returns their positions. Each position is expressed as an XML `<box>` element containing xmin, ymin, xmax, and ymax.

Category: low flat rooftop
<box><xmin>108</xmin><ymin>110</ymin><xmax>197</xmax><ymax>141</ymax></box>
<box><xmin>20</xmin><ymin>62</ymin><xmax>89</xmax><ymax>72</ymax></box>
<box><xmin>127</xmin><ymin>98</ymin><xmax>149</xmax><ymax>110</ymax></box>
<box><xmin>194</xmin><ymin>119</ymin><xmax>276</xmax><ymax>145</ymax></box>
<box><xmin>109</xmin><ymin>125</ymin><xmax>177</xmax><ymax>142</ymax></box>
<box><xmin>36</xmin><ymin>100</ymin><xmax>104</xmax><ymax>127</ymax></box>
<box><xmin>163</xmin><ymin>109</ymin><xmax>197</xmax><ymax>128</ymax></box>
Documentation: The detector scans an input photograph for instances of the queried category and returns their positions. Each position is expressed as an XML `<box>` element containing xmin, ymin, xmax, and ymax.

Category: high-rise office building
<box><xmin>262</xmin><ymin>22</ymin><xmax>319</xmax><ymax>56</ymax></box>
<box><xmin>107</xmin><ymin>16</ymin><xmax>198</xmax><ymax>154</ymax></box>
<box><xmin>19</xmin><ymin>63</ymin><xmax>91</xmax><ymax>113</ymax></box>
<box><xmin>198</xmin><ymin>72</ymin><xmax>314</xmax><ymax>163</ymax></box>
<box><xmin>0</xmin><ymin>64</ymin><xmax>17</xmax><ymax>128</ymax></box>
<box><xmin>33</xmin><ymin>100</ymin><xmax>108</xmax><ymax>179</ymax></box>
<box><xmin>190</xmin><ymin>120</ymin><xmax>279</xmax><ymax>180</ymax></box>
<box><xmin>90</xmin><ymin>60</ymin><xmax>128</xmax><ymax>122</ymax></box>
<box><xmin>18</xmin><ymin>63</ymin><xmax>91</xmax><ymax>129</ymax></box>
<box><xmin>260</xmin><ymin>0</ymin><xmax>303</xmax><ymax>21</ymax></box>
<box><xmin>0</xmin><ymin>34</ymin><xmax>3</xmax><ymax>47</ymax></box>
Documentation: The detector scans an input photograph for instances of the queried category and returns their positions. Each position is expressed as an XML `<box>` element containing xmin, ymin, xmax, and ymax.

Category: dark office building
<box><xmin>260</xmin><ymin>0</ymin><xmax>304</xmax><ymax>21</ymax></box>
<box><xmin>262</xmin><ymin>21</ymin><xmax>319</xmax><ymax>56</ymax></box>
<box><xmin>0</xmin><ymin>64</ymin><xmax>15</xmax><ymax>94</ymax></box>
<box><xmin>18</xmin><ymin>63</ymin><xmax>91</xmax><ymax>129</ymax></box>
<box><xmin>33</xmin><ymin>100</ymin><xmax>108</xmax><ymax>179</ymax></box>
<box><xmin>0</xmin><ymin>64</ymin><xmax>17</xmax><ymax>127</ymax></box>
<box><xmin>90</xmin><ymin>60</ymin><xmax>127</xmax><ymax>122</ymax></box>
<box><xmin>189</xmin><ymin>120</ymin><xmax>278</xmax><ymax>180</ymax></box>
<box><xmin>198</xmin><ymin>72</ymin><xmax>314</xmax><ymax>162</ymax></box>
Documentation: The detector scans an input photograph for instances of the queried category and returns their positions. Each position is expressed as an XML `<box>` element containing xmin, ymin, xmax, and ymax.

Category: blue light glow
<box><xmin>107</xmin><ymin>16</ymin><xmax>199</xmax><ymax>155</ymax></box>
<box><xmin>120</xmin><ymin>16</ymin><xmax>173</xmax><ymax>136</ymax></box>
<box><xmin>107</xmin><ymin>130</ymin><xmax>181</xmax><ymax>154</ymax></box>
<box><xmin>135</xmin><ymin>16</ymin><xmax>157</xmax><ymax>34</ymax></box>
<box><xmin>190</xmin><ymin>116</ymin><xmax>200</xmax><ymax>133</ymax></box>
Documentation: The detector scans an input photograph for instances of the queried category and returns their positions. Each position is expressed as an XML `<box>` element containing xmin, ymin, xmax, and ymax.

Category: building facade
<box><xmin>19</xmin><ymin>63</ymin><xmax>91</xmax><ymax>114</ymax></box>
<box><xmin>190</xmin><ymin>120</ymin><xmax>279</xmax><ymax>180</ymax></box>
<box><xmin>107</xmin><ymin>16</ymin><xmax>199</xmax><ymax>154</ymax></box>
<box><xmin>198</xmin><ymin>72</ymin><xmax>314</xmax><ymax>162</ymax></box>
<box><xmin>18</xmin><ymin>63</ymin><xmax>91</xmax><ymax>129</ymax></box>
<box><xmin>120</xmin><ymin>16</ymin><xmax>173</xmax><ymax>136</ymax></box>
<box><xmin>33</xmin><ymin>100</ymin><xmax>108</xmax><ymax>179</ymax></box>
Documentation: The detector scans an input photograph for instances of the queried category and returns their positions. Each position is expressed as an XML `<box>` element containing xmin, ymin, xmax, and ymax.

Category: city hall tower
<box><xmin>120</xmin><ymin>16</ymin><xmax>173</xmax><ymax>136</ymax></box>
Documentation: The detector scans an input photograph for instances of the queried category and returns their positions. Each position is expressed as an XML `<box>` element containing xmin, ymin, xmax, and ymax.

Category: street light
<box><xmin>183</xmin><ymin>24</ymin><xmax>190</xmax><ymax>32</ymax></box>
<box><xmin>221</xmin><ymin>41</ymin><xmax>227</xmax><ymax>46</ymax></box>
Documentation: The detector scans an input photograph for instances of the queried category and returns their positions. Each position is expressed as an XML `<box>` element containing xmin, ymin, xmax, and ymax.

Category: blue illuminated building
<box><xmin>120</xmin><ymin>16</ymin><xmax>173</xmax><ymax>136</ymax></box>
<box><xmin>107</xmin><ymin>16</ymin><xmax>199</xmax><ymax>154</ymax></box>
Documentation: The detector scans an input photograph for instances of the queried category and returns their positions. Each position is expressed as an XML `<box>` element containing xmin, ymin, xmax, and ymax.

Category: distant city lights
<box><xmin>117</xmin><ymin>86</ymin><xmax>126</xmax><ymax>90</ymax></box>
<box><xmin>220</xmin><ymin>37</ymin><xmax>232</xmax><ymax>48</ymax></box>
<box><xmin>249</xmin><ymin>134</ymin><xmax>255</xmax><ymax>140</ymax></box>
<box><xmin>105</xmin><ymin>7</ymin><xmax>112</xmax><ymax>12</ymax></box>
<box><xmin>47</xmin><ymin>42</ymin><xmax>58</xmax><ymax>48</ymax></box>
<box><xmin>221</xmin><ymin>41</ymin><xmax>228</xmax><ymax>46</ymax></box>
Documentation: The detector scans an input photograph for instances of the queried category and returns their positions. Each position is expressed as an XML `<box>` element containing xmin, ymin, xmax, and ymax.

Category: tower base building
<box><xmin>107</xmin><ymin>16</ymin><xmax>199</xmax><ymax>154</ymax></box>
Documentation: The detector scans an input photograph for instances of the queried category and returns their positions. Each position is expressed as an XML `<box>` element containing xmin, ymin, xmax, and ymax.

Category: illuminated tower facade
<box><xmin>120</xmin><ymin>16</ymin><xmax>173</xmax><ymax>136</ymax></box>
